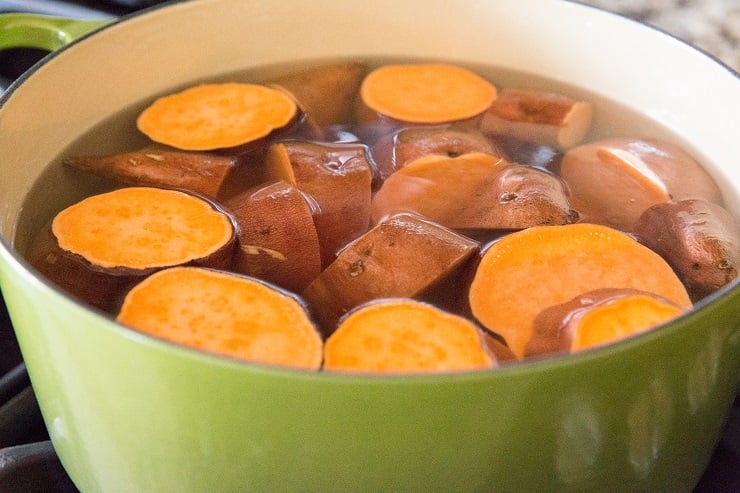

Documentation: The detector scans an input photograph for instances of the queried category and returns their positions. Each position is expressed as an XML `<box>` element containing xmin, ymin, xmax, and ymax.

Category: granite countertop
<box><xmin>578</xmin><ymin>0</ymin><xmax>739</xmax><ymax>71</ymax></box>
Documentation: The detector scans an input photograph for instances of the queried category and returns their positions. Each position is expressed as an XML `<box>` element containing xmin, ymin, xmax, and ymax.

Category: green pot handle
<box><xmin>0</xmin><ymin>13</ymin><xmax>113</xmax><ymax>52</ymax></box>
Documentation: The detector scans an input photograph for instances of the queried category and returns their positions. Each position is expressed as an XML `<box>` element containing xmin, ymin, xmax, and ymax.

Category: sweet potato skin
<box><xmin>278</xmin><ymin>141</ymin><xmax>373</xmax><ymax>266</ymax></box>
<box><xmin>633</xmin><ymin>199</ymin><xmax>740</xmax><ymax>299</ymax></box>
<box><xmin>560</xmin><ymin>138</ymin><xmax>724</xmax><ymax>231</ymax></box>
<box><xmin>370</xmin><ymin>124</ymin><xmax>507</xmax><ymax>182</ymax></box>
<box><xmin>64</xmin><ymin>145</ymin><xmax>243</xmax><ymax>199</ymax></box>
<box><xmin>301</xmin><ymin>213</ymin><xmax>479</xmax><ymax>335</ymax></box>
<box><xmin>268</xmin><ymin>62</ymin><xmax>367</xmax><ymax>127</ymax></box>
<box><xmin>226</xmin><ymin>180</ymin><xmax>322</xmax><ymax>293</ymax></box>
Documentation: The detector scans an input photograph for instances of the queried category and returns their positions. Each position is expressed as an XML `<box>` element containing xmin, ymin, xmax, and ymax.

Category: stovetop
<box><xmin>0</xmin><ymin>1</ymin><xmax>739</xmax><ymax>491</ymax></box>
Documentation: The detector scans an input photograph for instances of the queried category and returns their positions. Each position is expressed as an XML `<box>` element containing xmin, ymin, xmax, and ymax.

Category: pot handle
<box><xmin>0</xmin><ymin>14</ymin><xmax>112</xmax><ymax>52</ymax></box>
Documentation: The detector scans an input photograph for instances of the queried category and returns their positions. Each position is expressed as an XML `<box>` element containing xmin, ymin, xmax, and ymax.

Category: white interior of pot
<box><xmin>1</xmin><ymin>0</ymin><xmax>738</xmax><ymax>252</ymax></box>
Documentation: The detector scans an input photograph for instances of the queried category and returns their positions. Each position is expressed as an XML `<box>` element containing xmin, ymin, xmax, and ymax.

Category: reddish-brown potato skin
<box><xmin>280</xmin><ymin>141</ymin><xmax>373</xmax><ymax>267</ymax></box>
<box><xmin>64</xmin><ymin>145</ymin><xmax>244</xmax><ymax>199</ymax></box>
<box><xmin>370</xmin><ymin>124</ymin><xmax>508</xmax><ymax>182</ymax></box>
<box><xmin>525</xmin><ymin>288</ymin><xmax>677</xmax><ymax>358</ymax></box>
<box><xmin>268</xmin><ymin>62</ymin><xmax>367</xmax><ymax>127</ymax></box>
<box><xmin>26</xmin><ymin>197</ymin><xmax>237</xmax><ymax>314</ymax></box>
<box><xmin>301</xmin><ymin>213</ymin><xmax>479</xmax><ymax>335</ymax></box>
<box><xmin>561</xmin><ymin>138</ymin><xmax>724</xmax><ymax>231</ymax></box>
<box><xmin>633</xmin><ymin>199</ymin><xmax>740</xmax><ymax>300</ymax></box>
<box><xmin>227</xmin><ymin>180</ymin><xmax>322</xmax><ymax>293</ymax></box>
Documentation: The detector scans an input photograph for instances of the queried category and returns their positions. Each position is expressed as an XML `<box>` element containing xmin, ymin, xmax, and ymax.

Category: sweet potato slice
<box><xmin>226</xmin><ymin>180</ymin><xmax>322</xmax><ymax>293</ymax></box>
<box><xmin>117</xmin><ymin>267</ymin><xmax>322</xmax><ymax>368</ymax></box>
<box><xmin>370</xmin><ymin>124</ymin><xmax>507</xmax><ymax>181</ymax></box>
<box><xmin>27</xmin><ymin>187</ymin><xmax>236</xmax><ymax>312</ymax></box>
<box><xmin>480</xmin><ymin>88</ymin><xmax>593</xmax><ymax>149</ymax></box>
<box><xmin>268</xmin><ymin>62</ymin><xmax>367</xmax><ymax>126</ymax></box>
<box><xmin>302</xmin><ymin>213</ymin><xmax>479</xmax><ymax>335</ymax></box>
<box><xmin>633</xmin><ymin>199</ymin><xmax>740</xmax><ymax>300</ymax></box>
<box><xmin>64</xmin><ymin>145</ymin><xmax>245</xmax><ymax>199</ymax></box>
<box><xmin>468</xmin><ymin>223</ymin><xmax>692</xmax><ymax>358</ymax></box>
<box><xmin>359</xmin><ymin>63</ymin><xmax>497</xmax><ymax>124</ymax></box>
<box><xmin>136</xmin><ymin>83</ymin><xmax>297</xmax><ymax>151</ymax></box>
<box><xmin>371</xmin><ymin>152</ymin><xmax>573</xmax><ymax>229</ymax></box>
<box><xmin>560</xmin><ymin>138</ymin><xmax>724</xmax><ymax>231</ymax></box>
<box><xmin>526</xmin><ymin>288</ymin><xmax>685</xmax><ymax>357</ymax></box>
<box><xmin>323</xmin><ymin>298</ymin><xmax>495</xmax><ymax>373</ymax></box>
<box><xmin>265</xmin><ymin>141</ymin><xmax>373</xmax><ymax>266</ymax></box>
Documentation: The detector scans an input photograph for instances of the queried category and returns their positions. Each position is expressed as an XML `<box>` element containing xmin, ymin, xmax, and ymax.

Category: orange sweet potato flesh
<box><xmin>468</xmin><ymin>223</ymin><xmax>692</xmax><ymax>358</ymax></box>
<box><xmin>371</xmin><ymin>152</ymin><xmax>573</xmax><ymax>230</ymax></box>
<box><xmin>64</xmin><ymin>145</ymin><xmax>244</xmax><ymax>199</ymax></box>
<box><xmin>227</xmin><ymin>180</ymin><xmax>322</xmax><ymax>293</ymax></box>
<box><xmin>370</xmin><ymin>124</ymin><xmax>508</xmax><ymax>181</ymax></box>
<box><xmin>268</xmin><ymin>62</ymin><xmax>367</xmax><ymax>127</ymax></box>
<box><xmin>265</xmin><ymin>141</ymin><xmax>373</xmax><ymax>266</ymax></box>
<box><xmin>323</xmin><ymin>298</ymin><xmax>495</xmax><ymax>373</ymax></box>
<box><xmin>633</xmin><ymin>199</ymin><xmax>740</xmax><ymax>300</ymax></box>
<box><xmin>302</xmin><ymin>212</ymin><xmax>479</xmax><ymax>335</ymax></box>
<box><xmin>480</xmin><ymin>88</ymin><xmax>593</xmax><ymax>149</ymax></box>
<box><xmin>359</xmin><ymin>63</ymin><xmax>497</xmax><ymax>124</ymax></box>
<box><xmin>560</xmin><ymin>138</ymin><xmax>724</xmax><ymax>231</ymax></box>
<box><xmin>117</xmin><ymin>267</ymin><xmax>322</xmax><ymax>368</ymax></box>
<box><xmin>526</xmin><ymin>288</ymin><xmax>685</xmax><ymax>358</ymax></box>
<box><xmin>27</xmin><ymin>187</ymin><xmax>236</xmax><ymax>312</ymax></box>
<box><xmin>137</xmin><ymin>83</ymin><xmax>297</xmax><ymax>151</ymax></box>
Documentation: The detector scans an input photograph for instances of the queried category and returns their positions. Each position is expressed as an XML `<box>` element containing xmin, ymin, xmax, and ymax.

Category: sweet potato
<box><xmin>468</xmin><ymin>223</ymin><xmax>692</xmax><ymax>358</ymax></box>
<box><xmin>323</xmin><ymin>298</ymin><xmax>495</xmax><ymax>373</ymax></box>
<box><xmin>480</xmin><ymin>88</ymin><xmax>593</xmax><ymax>149</ymax></box>
<box><xmin>525</xmin><ymin>288</ymin><xmax>685</xmax><ymax>358</ymax></box>
<box><xmin>268</xmin><ymin>62</ymin><xmax>367</xmax><ymax>127</ymax></box>
<box><xmin>633</xmin><ymin>199</ymin><xmax>740</xmax><ymax>300</ymax></box>
<box><xmin>264</xmin><ymin>140</ymin><xmax>373</xmax><ymax>266</ymax></box>
<box><xmin>560</xmin><ymin>138</ymin><xmax>724</xmax><ymax>231</ymax></box>
<box><xmin>63</xmin><ymin>145</ymin><xmax>247</xmax><ymax>199</ymax></box>
<box><xmin>226</xmin><ymin>180</ymin><xmax>322</xmax><ymax>293</ymax></box>
<box><xmin>117</xmin><ymin>267</ymin><xmax>322</xmax><ymax>368</ymax></box>
<box><xmin>370</xmin><ymin>124</ymin><xmax>507</xmax><ymax>181</ymax></box>
<box><xmin>27</xmin><ymin>187</ymin><xmax>236</xmax><ymax>312</ymax></box>
<box><xmin>302</xmin><ymin>213</ymin><xmax>479</xmax><ymax>335</ymax></box>
<box><xmin>371</xmin><ymin>152</ymin><xmax>573</xmax><ymax>230</ymax></box>
<box><xmin>359</xmin><ymin>63</ymin><xmax>497</xmax><ymax>124</ymax></box>
<box><xmin>137</xmin><ymin>83</ymin><xmax>297</xmax><ymax>151</ymax></box>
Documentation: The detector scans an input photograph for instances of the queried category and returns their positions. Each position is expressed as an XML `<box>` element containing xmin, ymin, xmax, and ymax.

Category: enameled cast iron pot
<box><xmin>0</xmin><ymin>0</ymin><xmax>738</xmax><ymax>491</ymax></box>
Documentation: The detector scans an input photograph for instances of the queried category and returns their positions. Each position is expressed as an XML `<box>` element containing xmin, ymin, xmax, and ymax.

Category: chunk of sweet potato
<box><xmin>371</xmin><ymin>153</ymin><xmax>573</xmax><ymax>230</ymax></box>
<box><xmin>370</xmin><ymin>124</ymin><xmax>507</xmax><ymax>182</ymax></box>
<box><xmin>268</xmin><ymin>62</ymin><xmax>367</xmax><ymax>127</ymax></box>
<box><xmin>560</xmin><ymin>138</ymin><xmax>724</xmax><ymax>231</ymax></box>
<box><xmin>301</xmin><ymin>213</ymin><xmax>479</xmax><ymax>335</ymax></box>
<box><xmin>525</xmin><ymin>288</ymin><xmax>685</xmax><ymax>357</ymax></box>
<box><xmin>480</xmin><ymin>88</ymin><xmax>593</xmax><ymax>150</ymax></box>
<box><xmin>226</xmin><ymin>180</ymin><xmax>322</xmax><ymax>293</ymax></box>
<box><xmin>633</xmin><ymin>199</ymin><xmax>740</xmax><ymax>300</ymax></box>
<box><xmin>265</xmin><ymin>140</ymin><xmax>373</xmax><ymax>266</ymax></box>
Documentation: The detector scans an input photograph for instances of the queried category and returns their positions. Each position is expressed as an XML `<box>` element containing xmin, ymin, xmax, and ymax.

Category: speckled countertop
<box><xmin>577</xmin><ymin>0</ymin><xmax>739</xmax><ymax>71</ymax></box>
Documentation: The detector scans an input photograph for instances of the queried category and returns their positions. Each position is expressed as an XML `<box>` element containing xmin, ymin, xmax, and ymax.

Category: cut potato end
<box><xmin>469</xmin><ymin>223</ymin><xmax>692</xmax><ymax>358</ymax></box>
<box><xmin>360</xmin><ymin>63</ymin><xmax>497</xmax><ymax>124</ymax></box>
<box><xmin>323</xmin><ymin>299</ymin><xmax>495</xmax><ymax>373</ymax></box>
<box><xmin>480</xmin><ymin>88</ymin><xmax>593</xmax><ymax>149</ymax></box>
<box><xmin>136</xmin><ymin>83</ymin><xmax>297</xmax><ymax>151</ymax></box>
<box><xmin>117</xmin><ymin>267</ymin><xmax>322</xmax><ymax>368</ymax></box>
<box><xmin>570</xmin><ymin>294</ymin><xmax>683</xmax><ymax>351</ymax></box>
<box><xmin>52</xmin><ymin>187</ymin><xmax>234</xmax><ymax>270</ymax></box>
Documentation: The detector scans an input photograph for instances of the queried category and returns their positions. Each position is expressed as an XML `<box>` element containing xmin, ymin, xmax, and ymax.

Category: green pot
<box><xmin>0</xmin><ymin>1</ymin><xmax>738</xmax><ymax>491</ymax></box>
